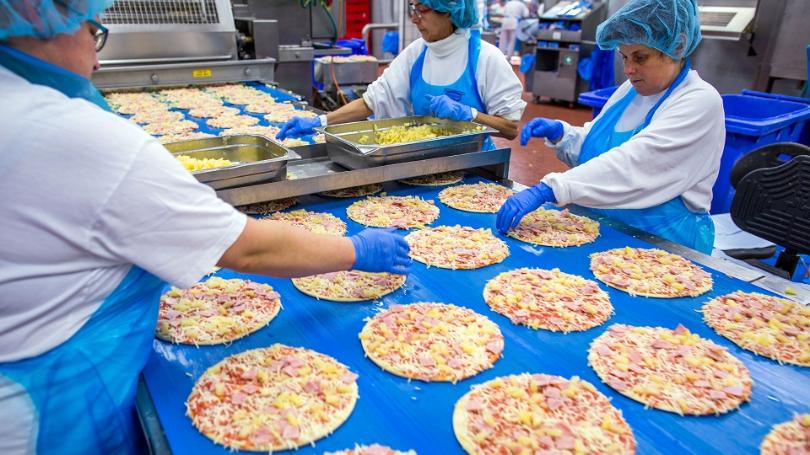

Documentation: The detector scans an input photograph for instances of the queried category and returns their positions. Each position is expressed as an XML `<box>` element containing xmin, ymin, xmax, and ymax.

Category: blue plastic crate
<box><xmin>740</xmin><ymin>89</ymin><xmax>810</xmax><ymax>147</ymax></box>
<box><xmin>577</xmin><ymin>85</ymin><xmax>617</xmax><ymax>118</ymax></box>
<box><xmin>711</xmin><ymin>94</ymin><xmax>810</xmax><ymax>214</ymax></box>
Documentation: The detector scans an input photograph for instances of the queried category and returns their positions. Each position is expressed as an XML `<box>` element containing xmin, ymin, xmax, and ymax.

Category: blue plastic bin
<box><xmin>739</xmin><ymin>89</ymin><xmax>810</xmax><ymax>147</ymax></box>
<box><xmin>711</xmin><ymin>94</ymin><xmax>810</xmax><ymax>213</ymax></box>
<box><xmin>577</xmin><ymin>86</ymin><xmax>618</xmax><ymax>118</ymax></box>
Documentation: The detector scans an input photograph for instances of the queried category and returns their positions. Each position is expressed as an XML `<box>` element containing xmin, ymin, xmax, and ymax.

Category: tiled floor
<box><xmin>492</xmin><ymin>71</ymin><xmax>594</xmax><ymax>187</ymax></box>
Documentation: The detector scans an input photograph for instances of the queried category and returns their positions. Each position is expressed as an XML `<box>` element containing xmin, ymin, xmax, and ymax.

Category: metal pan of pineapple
<box><xmin>164</xmin><ymin>135</ymin><xmax>301</xmax><ymax>190</ymax></box>
<box><xmin>321</xmin><ymin>116</ymin><xmax>497</xmax><ymax>169</ymax></box>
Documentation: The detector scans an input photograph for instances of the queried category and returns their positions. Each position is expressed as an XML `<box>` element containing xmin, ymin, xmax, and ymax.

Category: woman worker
<box><xmin>0</xmin><ymin>1</ymin><xmax>410</xmax><ymax>453</ymax></box>
<box><xmin>276</xmin><ymin>0</ymin><xmax>526</xmax><ymax>148</ymax></box>
<box><xmin>497</xmin><ymin>0</ymin><xmax>724</xmax><ymax>254</ymax></box>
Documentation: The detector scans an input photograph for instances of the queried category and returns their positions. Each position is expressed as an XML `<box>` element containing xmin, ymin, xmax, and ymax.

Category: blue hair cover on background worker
<box><xmin>0</xmin><ymin>1</ymin><xmax>411</xmax><ymax>453</ymax></box>
<box><xmin>277</xmin><ymin>0</ymin><xmax>526</xmax><ymax>149</ymax></box>
<box><xmin>497</xmin><ymin>0</ymin><xmax>725</xmax><ymax>254</ymax></box>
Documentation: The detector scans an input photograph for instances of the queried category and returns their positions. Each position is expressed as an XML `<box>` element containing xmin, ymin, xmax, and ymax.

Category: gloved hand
<box><xmin>520</xmin><ymin>117</ymin><xmax>564</xmax><ymax>146</ymax></box>
<box><xmin>425</xmin><ymin>94</ymin><xmax>474</xmax><ymax>122</ymax></box>
<box><xmin>276</xmin><ymin>116</ymin><xmax>322</xmax><ymax>141</ymax></box>
<box><xmin>496</xmin><ymin>183</ymin><xmax>556</xmax><ymax>233</ymax></box>
<box><xmin>349</xmin><ymin>228</ymin><xmax>411</xmax><ymax>275</ymax></box>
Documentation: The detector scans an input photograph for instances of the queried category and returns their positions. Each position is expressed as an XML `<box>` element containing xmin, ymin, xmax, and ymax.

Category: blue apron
<box><xmin>0</xmin><ymin>44</ymin><xmax>166</xmax><ymax>454</ymax></box>
<box><xmin>409</xmin><ymin>29</ymin><xmax>496</xmax><ymax>151</ymax></box>
<box><xmin>577</xmin><ymin>61</ymin><xmax>715</xmax><ymax>254</ymax></box>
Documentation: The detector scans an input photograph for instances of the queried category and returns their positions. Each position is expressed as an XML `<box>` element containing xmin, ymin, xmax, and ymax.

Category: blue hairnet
<box><xmin>0</xmin><ymin>0</ymin><xmax>113</xmax><ymax>40</ymax></box>
<box><xmin>595</xmin><ymin>0</ymin><xmax>702</xmax><ymax>60</ymax></box>
<box><xmin>420</xmin><ymin>0</ymin><xmax>478</xmax><ymax>29</ymax></box>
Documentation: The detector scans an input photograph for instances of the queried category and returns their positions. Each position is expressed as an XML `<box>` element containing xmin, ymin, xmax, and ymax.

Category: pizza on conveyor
<box><xmin>264</xmin><ymin>209</ymin><xmax>347</xmax><ymax>236</ymax></box>
<box><xmin>347</xmin><ymin>195</ymin><xmax>440</xmax><ymax>229</ymax></box>
<box><xmin>292</xmin><ymin>271</ymin><xmax>406</xmax><ymax>302</ymax></box>
<box><xmin>156</xmin><ymin>277</ymin><xmax>282</xmax><ymax>345</ymax></box>
<box><xmin>320</xmin><ymin>184</ymin><xmax>383</xmax><ymax>198</ymax></box>
<box><xmin>453</xmin><ymin>374</ymin><xmax>636</xmax><ymax>454</ymax></box>
<box><xmin>399</xmin><ymin>171</ymin><xmax>464</xmax><ymax>186</ymax></box>
<box><xmin>508</xmin><ymin>208</ymin><xmax>599</xmax><ymax>247</ymax></box>
<box><xmin>438</xmin><ymin>182</ymin><xmax>514</xmax><ymax>213</ymax></box>
<box><xmin>588</xmin><ymin>323</ymin><xmax>753</xmax><ymax>415</ymax></box>
<box><xmin>237</xmin><ymin>198</ymin><xmax>298</xmax><ymax>215</ymax></box>
<box><xmin>186</xmin><ymin>345</ymin><xmax>358</xmax><ymax>451</ymax></box>
<box><xmin>759</xmin><ymin>414</ymin><xmax>810</xmax><ymax>455</ymax></box>
<box><xmin>590</xmin><ymin>247</ymin><xmax>713</xmax><ymax>298</ymax></box>
<box><xmin>359</xmin><ymin>302</ymin><xmax>504</xmax><ymax>382</ymax></box>
<box><xmin>405</xmin><ymin>225</ymin><xmax>509</xmax><ymax>269</ymax></box>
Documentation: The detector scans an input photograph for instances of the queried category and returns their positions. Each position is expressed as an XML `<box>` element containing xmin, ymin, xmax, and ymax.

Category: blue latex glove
<box><xmin>349</xmin><ymin>228</ymin><xmax>411</xmax><ymax>275</ymax></box>
<box><xmin>276</xmin><ymin>116</ymin><xmax>322</xmax><ymax>141</ymax></box>
<box><xmin>425</xmin><ymin>94</ymin><xmax>474</xmax><ymax>122</ymax></box>
<box><xmin>496</xmin><ymin>183</ymin><xmax>557</xmax><ymax>233</ymax></box>
<box><xmin>520</xmin><ymin>117</ymin><xmax>564</xmax><ymax>146</ymax></box>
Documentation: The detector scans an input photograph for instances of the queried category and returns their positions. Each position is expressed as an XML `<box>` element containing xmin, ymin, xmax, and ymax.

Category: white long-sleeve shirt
<box><xmin>363</xmin><ymin>28</ymin><xmax>526</xmax><ymax>121</ymax></box>
<box><xmin>502</xmin><ymin>1</ymin><xmax>530</xmax><ymax>30</ymax></box>
<box><xmin>542</xmin><ymin>70</ymin><xmax>725</xmax><ymax>213</ymax></box>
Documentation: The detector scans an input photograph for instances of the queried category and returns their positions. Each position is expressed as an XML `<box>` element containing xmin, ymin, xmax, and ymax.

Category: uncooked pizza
<box><xmin>405</xmin><ymin>225</ymin><xmax>509</xmax><ymax>269</ymax></box>
<box><xmin>438</xmin><ymin>182</ymin><xmax>514</xmax><ymax>213</ymax></box>
<box><xmin>265</xmin><ymin>109</ymin><xmax>318</xmax><ymax>123</ymax></box>
<box><xmin>264</xmin><ymin>209</ymin><xmax>346</xmax><ymax>236</ymax></box>
<box><xmin>484</xmin><ymin>268</ymin><xmax>612</xmax><ymax>332</ymax></box>
<box><xmin>141</xmin><ymin>119</ymin><xmax>199</xmax><ymax>136</ymax></box>
<box><xmin>508</xmin><ymin>208</ymin><xmax>600</xmax><ymax>247</ymax></box>
<box><xmin>156</xmin><ymin>277</ymin><xmax>281</xmax><ymax>345</ymax></box>
<box><xmin>453</xmin><ymin>374</ymin><xmax>636</xmax><ymax>454</ymax></box>
<box><xmin>590</xmin><ymin>247</ymin><xmax>713</xmax><ymax>298</ymax></box>
<box><xmin>702</xmin><ymin>291</ymin><xmax>810</xmax><ymax>367</ymax></box>
<box><xmin>221</xmin><ymin>125</ymin><xmax>281</xmax><ymax>138</ymax></box>
<box><xmin>325</xmin><ymin>445</ymin><xmax>416</xmax><ymax>455</ymax></box>
<box><xmin>359</xmin><ymin>302</ymin><xmax>504</xmax><ymax>382</ymax></box>
<box><xmin>130</xmin><ymin>110</ymin><xmax>184</xmax><ymax>125</ymax></box>
<box><xmin>207</xmin><ymin>114</ymin><xmax>260</xmax><ymax>129</ymax></box>
<box><xmin>186</xmin><ymin>344</ymin><xmax>359</xmax><ymax>452</ymax></box>
<box><xmin>347</xmin><ymin>196</ymin><xmax>439</xmax><ymax>229</ymax></box>
<box><xmin>760</xmin><ymin>414</ymin><xmax>810</xmax><ymax>455</ymax></box>
<box><xmin>292</xmin><ymin>271</ymin><xmax>406</xmax><ymax>302</ymax></box>
<box><xmin>158</xmin><ymin>131</ymin><xmax>215</xmax><ymax>144</ymax></box>
<box><xmin>399</xmin><ymin>171</ymin><xmax>464</xmax><ymax>186</ymax></box>
<box><xmin>188</xmin><ymin>105</ymin><xmax>239</xmax><ymax>118</ymax></box>
<box><xmin>320</xmin><ymin>184</ymin><xmax>383</xmax><ymax>198</ymax></box>
<box><xmin>237</xmin><ymin>198</ymin><xmax>297</xmax><ymax>215</ymax></box>
<box><xmin>588</xmin><ymin>323</ymin><xmax>753</xmax><ymax>415</ymax></box>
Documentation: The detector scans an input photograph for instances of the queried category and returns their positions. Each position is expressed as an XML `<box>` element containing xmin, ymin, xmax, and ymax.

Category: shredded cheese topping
<box><xmin>175</xmin><ymin>155</ymin><xmax>233</xmax><ymax>172</ymax></box>
<box><xmin>347</xmin><ymin>196</ymin><xmax>440</xmax><ymax>229</ymax></box>
<box><xmin>324</xmin><ymin>444</ymin><xmax>415</xmax><ymax>455</ymax></box>
<box><xmin>359</xmin><ymin>302</ymin><xmax>504</xmax><ymax>382</ymax></box>
<box><xmin>508</xmin><ymin>208</ymin><xmax>600</xmax><ymax>247</ymax></box>
<box><xmin>703</xmin><ymin>291</ymin><xmax>810</xmax><ymax>366</ymax></box>
<box><xmin>186</xmin><ymin>344</ymin><xmax>358</xmax><ymax>451</ymax></box>
<box><xmin>237</xmin><ymin>198</ymin><xmax>298</xmax><ymax>215</ymax></box>
<box><xmin>453</xmin><ymin>373</ymin><xmax>636</xmax><ymax>455</ymax></box>
<box><xmin>293</xmin><ymin>271</ymin><xmax>406</xmax><ymax>302</ymax></box>
<box><xmin>484</xmin><ymin>268</ymin><xmax>613</xmax><ymax>332</ymax></box>
<box><xmin>588</xmin><ymin>323</ymin><xmax>753</xmax><ymax>415</ymax></box>
<box><xmin>157</xmin><ymin>277</ymin><xmax>282</xmax><ymax>345</ymax></box>
<box><xmin>405</xmin><ymin>225</ymin><xmax>509</xmax><ymax>270</ymax></box>
<box><xmin>438</xmin><ymin>182</ymin><xmax>515</xmax><ymax>213</ymax></box>
<box><xmin>590</xmin><ymin>247</ymin><xmax>712</xmax><ymax>298</ymax></box>
<box><xmin>320</xmin><ymin>184</ymin><xmax>383</xmax><ymax>198</ymax></box>
<box><xmin>264</xmin><ymin>209</ymin><xmax>347</xmax><ymax>236</ymax></box>
<box><xmin>399</xmin><ymin>171</ymin><xmax>464</xmax><ymax>186</ymax></box>
<box><xmin>760</xmin><ymin>414</ymin><xmax>810</xmax><ymax>455</ymax></box>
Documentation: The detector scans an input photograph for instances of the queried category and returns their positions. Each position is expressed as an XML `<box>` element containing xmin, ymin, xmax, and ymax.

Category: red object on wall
<box><xmin>343</xmin><ymin>0</ymin><xmax>371</xmax><ymax>39</ymax></box>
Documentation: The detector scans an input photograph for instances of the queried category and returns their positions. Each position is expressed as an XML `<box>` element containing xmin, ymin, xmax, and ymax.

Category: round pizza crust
<box><xmin>508</xmin><ymin>208</ymin><xmax>600</xmax><ymax>247</ymax></box>
<box><xmin>760</xmin><ymin>414</ymin><xmax>810</xmax><ymax>455</ymax></box>
<box><xmin>359</xmin><ymin>302</ymin><xmax>504</xmax><ymax>382</ymax></box>
<box><xmin>438</xmin><ymin>182</ymin><xmax>514</xmax><ymax>213</ymax></box>
<box><xmin>237</xmin><ymin>198</ymin><xmax>298</xmax><ymax>215</ymax></box>
<box><xmin>347</xmin><ymin>196</ymin><xmax>440</xmax><ymax>229</ymax></box>
<box><xmin>703</xmin><ymin>291</ymin><xmax>810</xmax><ymax>367</ymax></box>
<box><xmin>590</xmin><ymin>247</ymin><xmax>713</xmax><ymax>298</ymax></box>
<box><xmin>453</xmin><ymin>374</ymin><xmax>636</xmax><ymax>455</ymax></box>
<box><xmin>484</xmin><ymin>268</ymin><xmax>613</xmax><ymax>332</ymax></box>
<box><xmin>186</xmin><ymin>344</ymin><xmax>358</xmax><ymax>452</ymax></box>
<box><xmin>405</xmin><ymin>225</ymin><xmax>509</xmax><ymax>270</ymax></box>
<box><xmin>588</xmin><ymin>324</ymin><xmax>753</xmax><ymax>415</ymax></box>
<box><xmin>292</xmin><ymin>271</ymin><xmax>406</xmax><ymax>302</ymax></box>
<box><xmin>265</xmin><ymin>209</ymin><xmax>347</xmax><ymax>236</ymax></box>
<box><xmin>320</xmin><ymin>184</ymin><xmax>383</xmax><ymax>198</ymax></box>
<box><xmin>324</xmin><ymin>445</ymin><xmax>417</xmax><ymax>455</ymax></box>
<box><xmin>399</xmin><ymin>171</ymin><xmax>464</xmax><ymax>186</ymax></box>
<box><xmin>157</xmin><ymin>277</ymin><xmax>281</xmax><ymax>345</ymax></box>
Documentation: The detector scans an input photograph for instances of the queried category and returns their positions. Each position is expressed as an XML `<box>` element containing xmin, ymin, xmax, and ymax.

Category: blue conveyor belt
<box><xmin>142</xmin><ymin>176</ymin><xmax>810</xmax><ymax>454</ymax></box>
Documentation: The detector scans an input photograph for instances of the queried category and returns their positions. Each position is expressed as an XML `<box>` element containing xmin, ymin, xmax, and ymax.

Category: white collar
<box><xmin>424</xmin><ymin>28</ymin><xmax>469</xmax><ymax>58</ymax></box>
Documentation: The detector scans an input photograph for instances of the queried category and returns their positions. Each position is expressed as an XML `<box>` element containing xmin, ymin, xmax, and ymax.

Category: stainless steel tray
<box><xmin>322</xmin><ymin>116</ymin><xmax>497</xmax><ymax>169</ymax></box>
<box><xmin>164</xmin><ymin>135</ymin><xmax>301</xmax><ymax>190</ymax></box>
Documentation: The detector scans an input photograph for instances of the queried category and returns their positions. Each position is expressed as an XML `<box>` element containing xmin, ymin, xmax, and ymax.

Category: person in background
<box><xmin>0</xmin><ymin>1</ymin><xmax>410</xmax><ymax>453</ymax></box>
<box><xmin>276</xmin><ymin>0</ymin><xmax>526</xmax><ymax>149</ymax></box>
<box><xmin>499</xmin><ymin>0</ymin><xmax>529</xmax><ymax>61</ymax></box>
<box><xmin>497</xmin><ymin>0</ymin><xmax>724</xmax><ymax>254</ymax></box>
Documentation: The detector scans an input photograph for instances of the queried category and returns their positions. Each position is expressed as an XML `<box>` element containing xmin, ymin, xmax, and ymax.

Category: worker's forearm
<box><xmin>474</xmin><ymin>112</ymin><xmax>519</xmax><ymax>140</ymax></box>
<box><xmin>325</xmin><ymin>98</ymin><xmax>373</xmax><ymax>125</ymax></box>
<box><xmin>218</xmin><ymin>218</ymin><xmax>356</xmax><ymax>278</ymax></box>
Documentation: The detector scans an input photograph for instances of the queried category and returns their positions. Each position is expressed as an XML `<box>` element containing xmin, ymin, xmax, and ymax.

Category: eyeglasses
<box><xmin>407</xmin><ymin>2</ymin><xmax>432</xmax><ymax>19</ymax></box>
<box><xmin>86</xmin><ymin>19</ymin><xmax>109</xmax><ymax>52</ymax></box>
